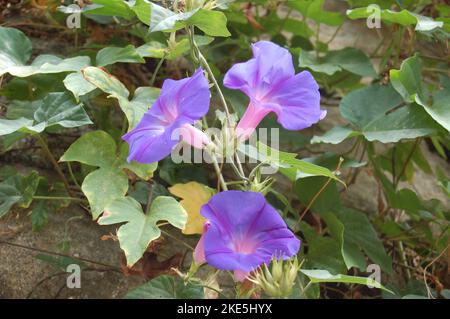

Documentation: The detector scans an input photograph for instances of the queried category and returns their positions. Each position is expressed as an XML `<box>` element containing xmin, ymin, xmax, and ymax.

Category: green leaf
<box><xmin>425</xmin><ymin>86</ymin><xmax>450</xmax><ymax>132</ymax></box>
<box><xmin>63</xmin><ymin>72</ymin><xmax>97</xmax><ymax>101</ymax></box>
<box><xmin>0</xmin><ymin>92</ymin><xmax>92</xmax><ymax>136</ymax></box>
<box><xmin>31</xmin><ymin>201</ymin><xmax>49</xmax><ymax>232</ymax></box>
<box><xmin>137</xmin><ymin>35</ymin><xmax>213</xmax><ymax>60</ymax></box>
<box><xmin>311</xmin><ymin>126</ymin><xmax>360</xmax><ymax>144</ymax></box>
<box><xmin>347</xmin><ymin>7</ymin><xmax>443</xmax><ymax>32</ymax></box>
<box><xmin>98</xmin><ymin>196</ymin><xmax>187</xmax><ymax>266</ymax></box>
<box><xmin>239</xmin><ymin>142</ymin><xmax>343</xmax><ymax>183</ymax></box>
<box><xmin>0</xmin><ymin>184</ymin><xmax>22</xmax><ymax>217</ymax></box>
<box><xmin>297</xmin><ymin>221</ymin><xmax>346</xmax><ymax>274</ymax></box>
<box><xmin>340</xmin><ymin>84</ymin><xmax>438</xmax><ymax>143</ymax></box>
<box><xmin>129</xmin><ymin>0</ymin><xmax>152</xmax><ymax>25</ymax></box>
<box><xmin>96</xmin><ymin>45</ymin><xmax>145</xmax><ymax>67</ymax></box>
<box><xmin>82</xmin><ymin>66</ymin><xmax>129</xmax><ymax>103</ymax></box>
<box><xmin>60</xmin><ymin>130</ymin><xmax>117</xmax><ymax>168</ymax></box>
<box><xmin>322</xmin><ymin>212</ymin><xmax>367</xmax><ymax>271</ymax></box>
<box><xmin>118</xmin><ymin>143</ymin><xmax>157</xmax><ymax>180</ymax></box>
<box><xmin>0</xmin><ymin>27</ymin><xmax>32</xmax><ymax>75</ymax></box>
<box><xmin>0</xmin><ymin>171</ymin><xmax>40</xmax><ymax>218</ymax></box>
<box><xmin>295</xmin><ymin>177</ymin><xmax>341</xmax><ymax>214</ymax></box>
<box><xmin>60</xmin><ymin>131</ymin><xmax>157</xmax><ymax>219</ymax></box>
<box><xmin>390</xmin><ymin>55</ymin><xmax>450</xmax><ymax>132</ymax></box>
<box><xmin>82</xmin><ymin>167</ymin><xmax>129</xmax><ymax>219</ymax></box>
<box><xmin>300</xmin><ymin>269</ymin><xmax>394</xmax><ymax>293</ymax></box>
<box><xmin>337</xmin><ymin>208</ymin><xmax>393</xmax><ymax>274</ymax></box>
<box><xmin>0</xmin><ymin>118</ymin><xmax>34</xmax><ymax>136</ymax></box>
<box><xmin>150</xmin><ymin>3</ymin><xmax>230</xmax><ymax>37</ymax></box>
<box><xmin>288</xmin><ymin>0</ymin><xmax>344</xmax><ymax>26</ymax></box>
<box><xmin>186</xmin><ymin>9</ymin><xmax>231</xmax><ymax>37</ymax></box>
<box><xmin>390</xmin><ymin>54</ymin><xmax>423</xmax><ymax>103</ymax></box>
<box><xmin>86</xmin><ymin>0</ymin><xmax>135</xmax><ymax>19</ymax></box>
<box><xmin>82</xmin><ymin>66</ymin><xmax>154</xmax><ymax>128</ymax></box>
<box><xmin>125</xmin><ymin>275</ymin><xmax>204</xmax><ymax>299</ymax></box>
<box><xmin>3</xmin><ymin>54</ymin><xmax>91</xmax><ymax>78</ymax></box>
<box><xmin>299</xmin><ymin>48</ymin><xmax>376</xmax><ymax>77</ymax></box>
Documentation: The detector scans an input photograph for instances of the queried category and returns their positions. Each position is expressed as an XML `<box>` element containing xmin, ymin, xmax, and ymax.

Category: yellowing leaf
<box><xmin>168</xmin><ymin>182</ymin><xmax>214</xmax><ymax>235</ymax></box>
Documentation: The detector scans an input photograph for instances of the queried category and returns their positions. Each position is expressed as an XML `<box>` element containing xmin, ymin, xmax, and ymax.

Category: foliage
<box><xmin>0</xmin><ymin>0</ymin><xmax>449</xmax><ymax>299</ymax></box>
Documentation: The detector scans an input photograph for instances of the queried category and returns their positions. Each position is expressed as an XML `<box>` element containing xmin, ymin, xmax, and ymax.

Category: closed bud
<box><xmin>249</xmin><ymin>257</ymin><xmax>300</xmax><ymax>298</ymax></box>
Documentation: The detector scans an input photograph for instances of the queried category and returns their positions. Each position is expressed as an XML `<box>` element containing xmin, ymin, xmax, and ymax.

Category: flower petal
<box><xmin>159</xmin><ymin>68</ymin><xmax>210</xmax><ymax>122</ymax></box>
<box><xmin>224</xmin><ymin>41</ymin><xmax>294</xmax><ymax>100</ymax></box>
<box><xmin>200</xmin><ymin>191</ymin><xmax>300</xmax><ymax>273</ymax></box>
<box><xmin>266</xmin><ymin>71</ymin><xmax>323</xmax><ymax>130</ymax></box>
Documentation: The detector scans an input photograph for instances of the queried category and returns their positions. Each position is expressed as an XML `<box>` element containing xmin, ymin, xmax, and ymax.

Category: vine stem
<box><xmin>209</xmin><ymin>150</ymin><xmax>228</xmax><ymax>191</ymax></box>
<box><xmin>394</xmin><ymin>138</ymin><xmax>421</xmax><ymax>189</ymax></box>
<box><xmin>150</xmin><ymin>55</ymin><xmax>166</xmax><ymax>86</ymax></box>
<box><xmin>36</xmin><ymin>135</ymin><xmax>73</xmax><ymax>197</ymax></box>
<box><xmin>188</xmin><ymin>26</ymin><xmax>231</xmax><ymax>119</ymax></box>
<box><xmin>202</xmin><ymin>117</ymin><xmax>229</xmax><ymax>191</ymax></box>
<box><xmin>295</xmin><ymin>158</ymin><xmax>344</xmax><ymax>229</ymax></box>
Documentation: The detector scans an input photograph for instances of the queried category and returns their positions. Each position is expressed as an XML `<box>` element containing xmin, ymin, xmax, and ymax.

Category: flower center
<box><xmin>232</xmin><ymin>238</ymin><xmax>258</xmax><ymax>255</ymax></box>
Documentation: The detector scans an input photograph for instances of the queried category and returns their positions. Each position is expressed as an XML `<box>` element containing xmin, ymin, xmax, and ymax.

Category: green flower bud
<box><xmin>249</xmin><ymin>257</ymin><xmax>300</xmax><ymax>298</ymax></box>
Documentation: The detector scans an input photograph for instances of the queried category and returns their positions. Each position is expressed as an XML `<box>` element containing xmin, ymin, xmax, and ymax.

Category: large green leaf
<box><xmin>98</xmin><ymin>196</ymin><xmax>187</xmax><ymax>266</ymax></box>
<box><xmin>339</xmin><ymin>84</ymin><xmax>438</xmax><ymax>143</ymax></box>
<box><xmin>295</xmin><ymin>177</ymin><xmax>341</xmax><ymax>214</ymax></box>
<box><xmin>0</xmin><ymin>27</ymin><xmax>32</xmax><ymax>75</ymax></box>
<box><xmin>2</xmin><ymin>54</ymin><xmax>91</xmax><ymax>78</ymax></box>
<box><xmin>130</xmin><ymin>0</ymin><xmax>152</xmax><ymax>25</ymax></box>
<box><xmin>299</xmin><ymin>48</ymin><xmax>376</xmax><ymax>77</ymax></box>
<box><xmin>311</xmin><ymin>126</ymin><xmax>360</xmax><ymax>144</ymax></box>
<box><xmin>96</xmin><ymin>45</ymin><xmax>145</xmax><ymax>67</ymax></box>
<box><xmin>347</xmin><ymin>7</ymin><xmax>443</xmax><ymax>31</ymax></box>
<box><xmin>298</xmin><ymin>222</ymin><xmax>346</xmax><ymax>274</ymax></box>
<box><xmin>390</xmin><ymin>55</ymin><xmax>450</xmax><ymax>132</ymax></box>
<box><xmin>82</xmin><ymin>67</ymin><xmax>160</xmax><ymax>129</ymax></box>
<box><xmin>60</xmin><ymin>131</ymin><xmax>157</xmax><ymax>219</ymax></box>
<box><xmin>336</xmin><ymin>208</ymin><xmax>392</xmax><ymax>273</ymax></box>
<box><xmin>125</xmin><ymin>275</ymin><xmax>204</xmax><ymax>299</ymax></box>
<box><xmin>85</xmin><ymin>0</ymin><xmax>135</xmax><ymax>19</ymax></box>
<box><xmin>82</xmin><ymin>167</ymin><xmax>129</xmax><ymax>219</ymax></box>
<box><xmin>150</xmin><ymin>3</ymin><xmax>230</xmax><ymax>37</ymax></box>
<box><xmin>300</xmin><ymin>269</ymin><xmax>393</xmax><ymax>293</ymax></box>
<box><xmin>288</xmin><ymin>0</ymin><xmax>344</xmax><ymax>26</ymax></box>
<box><xmin>60</xmin><ymin>130</ymin><xmax>117</xmax><ymax>168</ymax></box>
<box><xmin>82</xmin><ymin>66</ymin><xmax>129</xmax><ymax>103</ymax></box>
<box><xmin>0</xmin><ymin>92</ymin><xmax>92</xmax><ymax>136</ymax></box>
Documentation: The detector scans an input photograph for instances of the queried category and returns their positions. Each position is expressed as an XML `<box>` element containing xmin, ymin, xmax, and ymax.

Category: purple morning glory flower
<box><xmin>224</xmin><ymin>41</ymin><xmax>325</xmax><ymax>140</ymax></box>
<box><xmin>194</xmin><ymin>190</ymin><xmax>300</xmax><ymax>280</ymax></box>
<box><xmin>122</xmin><ymin>68</ymin><xmax>210</xmax><ymax>164</ymax></box>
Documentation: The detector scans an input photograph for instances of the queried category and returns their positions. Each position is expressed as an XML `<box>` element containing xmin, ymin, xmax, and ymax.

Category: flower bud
<box><xmin>249</xmin><ymin>257</ymin><xmax>300</xmax><ymax>299</ymax></box>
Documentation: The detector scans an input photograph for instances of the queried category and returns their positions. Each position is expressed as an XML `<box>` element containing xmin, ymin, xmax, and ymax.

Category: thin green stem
<box><xmin>210</xmin><ymin>151</ymin><xmax>228</xmax><ymax>191</ymax></box>
<box><xmin>150</xmin><ymin>56</ymin><xmax>166</xmax><ymax>86</ymax></box>
<box><xmin>188</xmin><ymin>27</ymin><xmax>231</xmax><ymax>119</ymax></box>
<box><xmin>295</xmin><ymin>158</ymin><xmax>343</xmax><ymax>230</ymax></box>
<box><xmin>36</xmin><ymin>135</ymin><xmax>73</xmax><ymax>197</ymax></box>
<box><xmin>67</xmin><ymin>162</ymin><xmax>81</xmax><ymax>190</ymax></box>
